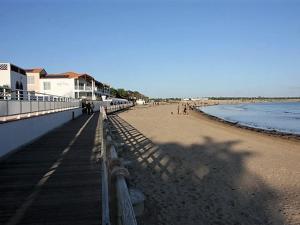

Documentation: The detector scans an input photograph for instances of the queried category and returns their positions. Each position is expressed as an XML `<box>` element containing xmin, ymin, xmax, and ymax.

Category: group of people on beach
<box><xmin>177</xmin><ymin>103</ymin><xmax>191</xmax><ymax>115</ymax></box>
<box><xmin>82</xmin><ymin>100</ymin><xmax>94</xmax><ymax>115</ymax></box>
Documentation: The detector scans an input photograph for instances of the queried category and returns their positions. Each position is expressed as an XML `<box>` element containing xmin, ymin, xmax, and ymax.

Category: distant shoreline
<box><xmin>165</xmin><ymin>98</ymin><xmax>300</xmax><ymax>108</ymax></box>
<box><xmin>193</xmin><ymin>108</ymin><xmax>300</xmax><ymax>141</ymax></box>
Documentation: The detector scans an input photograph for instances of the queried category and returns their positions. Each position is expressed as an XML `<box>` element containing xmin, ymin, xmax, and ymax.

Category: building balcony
<box><xmin>75</xmin><ymin>86</ymin><xmax>93</xmax><ymax>91</ymax></box>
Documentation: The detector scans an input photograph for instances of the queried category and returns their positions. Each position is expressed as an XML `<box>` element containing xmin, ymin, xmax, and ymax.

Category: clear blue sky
<box><xmin>1</xmin><ymin>0</ymin><xmax>300</xmax><ymax>98</ymax></box>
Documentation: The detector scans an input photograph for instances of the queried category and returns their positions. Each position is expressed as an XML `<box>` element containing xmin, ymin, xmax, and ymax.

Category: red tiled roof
<box><xmin>43</xmin><ymin>72</ymin><xmax>94</xmax><ymax>80</ymax></box>
<box><xmin>25</xmin><ymin>68</ymin><xmax>46</xmax><ymax>73</ymax></box>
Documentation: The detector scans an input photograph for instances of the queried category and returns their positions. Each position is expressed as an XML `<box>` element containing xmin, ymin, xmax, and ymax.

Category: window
<box><xmin>43</xmin><ymin>82</ymin><xmax>51</xmax><ymax>90</ymax></box>
<box><xmin>11</xmin><ymin>64</ymin><xmax>18</xmax><ymax>73</ymax></box>
<box><xmin>0</xmin><ymin>64</ymin><xmax>8</xmax><ymax>70</ymax></box>
<box><xmin>19</xmin><ymin>69</ymin><xmax>26</xmax><ymax>75</ymax></box>
<box><xmin>10</xmin><ymin>64</ymin><xmax>26</xmax><ymax>75</ymax></box>
<box><xmin>15</xmin><ymin>81</ymin><xmax>20</xmax><ymax>90</ymax></box>
<box><xmin>27</xmin><ymin>76</ymin><xmax>35</xmax><ymax>84</ymax></box>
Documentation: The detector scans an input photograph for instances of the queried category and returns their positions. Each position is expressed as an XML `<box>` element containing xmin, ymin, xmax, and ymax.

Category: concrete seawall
<box><xmin>0</xmin><ymin>108</ymin><xmax>82</xmax><ymax>158</ymax></box>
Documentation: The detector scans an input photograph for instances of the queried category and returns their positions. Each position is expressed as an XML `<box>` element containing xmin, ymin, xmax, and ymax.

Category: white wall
<box><xmin>0</xmin><ymin>108</ymin><xmax>82</xmax><ymax>158</ymax></box>
<box><xmin>26</xmin><ymin>72</ymin><xmax>41</xmax><ymax>92</ymax></box>
<box><xmin>0</xmin><ymin>63</ymin><xmax>27</xmax><ymax>91</ymax></box>
<box><xmin>136</xmin><ymin>99</ymin><xmax>145</xmax><ymax>105</ymax></box>
<box><xmin>40</xmin><ymin>78</ymin><xmax>75</xmax><ymax>97</ymax></box>
<box><xmin>0</xmin><ymin>63</ymin><xmax>12</xmax><ymax>88</ymax></box>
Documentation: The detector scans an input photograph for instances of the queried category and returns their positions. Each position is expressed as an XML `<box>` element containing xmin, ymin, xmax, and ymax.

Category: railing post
<box><xmin>53</xmin><ymin>97</ymin><xmax>55</xmax><ymax>111</ymax></box>
<box><xmin>17</xmin><ymin>91</ymin><xmax>21</xmax><ymax>119</ymax></box>
<box><xmin>6</xmin><ymin>97</ymin><xmax>9</xmax><ymax>116</ymax></box>
<box><xmin>44</xmin><ymin>95</ymin><xmax>46</xmax><ymax>113</ymax></box>
<box><xmin>0</xmin><ymin>88</ymin><xmax>7</xmax><ymax>121</ymax></box>
<box><xmin>28</xmin><ymin>92</ymin><xmax>31</xmax><ymax>117</ymax></box>
<box><xmin>37</xmin><ymin>94</ymin><xmax>39</xmax><ymax>116</ymax></box>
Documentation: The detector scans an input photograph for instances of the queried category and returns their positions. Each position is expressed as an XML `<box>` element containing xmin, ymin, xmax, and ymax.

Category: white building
<box><xmin>136</xmin><ymin>99</ymin><xmax>146</xmax><ymax>105</ymax></box>
<box><xmin>25</xmin><ymin>68</ymin><xmax>47</xmax><ymax>93</ymax></box>
<box><xmin>0</xmin><ymin>63</ymin><xmax>27</xmax><ymax>92</ymax></box>
<box><xmin>1</xmin><ymin>63</ymin><xmax>111</xmax><ymax>100</ymax></box>
<box><xmin>39</xmin><ymin>72</ymin><xmax>110</xmax><ymax>100</ymax></box>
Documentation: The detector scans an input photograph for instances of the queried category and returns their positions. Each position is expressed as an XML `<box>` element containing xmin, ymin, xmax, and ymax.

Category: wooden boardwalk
<box><xmin>0</xmin><ymin>113</ymin><xmax>102</xmax><ymax>225</ymax></box>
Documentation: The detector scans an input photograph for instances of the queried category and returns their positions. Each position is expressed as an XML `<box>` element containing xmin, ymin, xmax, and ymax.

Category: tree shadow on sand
<box><xmin>108</xmin><ymin>114</ymin><xmax>285</xmax><ymax>225</ymax></box>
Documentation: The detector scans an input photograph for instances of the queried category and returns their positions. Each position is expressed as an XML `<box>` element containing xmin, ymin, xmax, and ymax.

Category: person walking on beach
<box><xmin>187</xmin><ymin>103</ymin><xmax>190</xmax><ymax>115</ymax></box>
<box><xmin>177</xmin><ymin>104</ymin><xmax>180</xmax><ymax>115</ymax></box>
<box><xmin>183</xmin><ymin>105</ymin><xmax>187</xmax><ymax>115</ymax></box>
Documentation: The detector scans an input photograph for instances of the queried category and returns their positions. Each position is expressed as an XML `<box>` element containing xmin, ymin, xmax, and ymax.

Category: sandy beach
<box><xmin>109</xmin><ymin>104</ymin><xmax>300</xmax><ymax>225</ymax></box>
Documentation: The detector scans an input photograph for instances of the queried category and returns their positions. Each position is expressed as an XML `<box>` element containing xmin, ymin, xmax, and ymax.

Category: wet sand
<box><xmin>110</xmin><ymin>104</ymin><xmax>300</xmax><ymax>225</ymax></box>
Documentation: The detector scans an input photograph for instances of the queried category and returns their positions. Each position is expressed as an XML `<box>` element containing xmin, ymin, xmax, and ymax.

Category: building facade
<box><xmin>0</xmin><ymin>63</ymin><xmax>27</xmax><ymax>92</ymax></box>
<box><xmin>1</xmin><ymin>62</ymin><xmax>111</xmax><ymax>100</ymax></box>
<box><xmin>25</xmin><ymin>68</ymin><xmax>47</xmax><ymax>92</ymax></box>
<box><xmin>40</xmin><ymin>72</ymin><xmax>110</xmax><ymax>100</ymax></box>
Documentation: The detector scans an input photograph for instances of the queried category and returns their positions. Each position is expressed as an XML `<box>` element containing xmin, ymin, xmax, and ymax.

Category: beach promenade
<box><xmin>109</xmin><ymin>104</ymin><xmax>300</xmax><ymax>225</ymax></box>
<box><xmin>0</xmin><ymin>113</ymin><xmax>102</xmax><ymax>225</ymax></box>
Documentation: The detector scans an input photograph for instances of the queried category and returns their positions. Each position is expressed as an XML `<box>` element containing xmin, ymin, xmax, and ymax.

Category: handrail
<box><xmin>101</xmin><ymin>109</ymin><xmax>111</xmax><ymax>225</ymax></box>
<box><xmin>100</xmin><ymin>105</ymin><xmax>137</xmax><ymax>225</ymax></box>
<box><xmin>110</xmin><ymin>145</ymin><xmax>137</xmax><ymax>225</ymax></box>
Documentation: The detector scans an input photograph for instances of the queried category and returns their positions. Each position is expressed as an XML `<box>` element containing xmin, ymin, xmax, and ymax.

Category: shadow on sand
<box><xmin>108</xmin><ymin>113</ymin><xmax>285</xmax><ymax>225</ymax></box>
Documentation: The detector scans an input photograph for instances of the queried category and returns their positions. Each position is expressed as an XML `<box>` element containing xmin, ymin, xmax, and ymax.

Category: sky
<box><xmin>1</xmin><ymin>0</ymin><xmax>300</xmax><ymax>98</ymax></box>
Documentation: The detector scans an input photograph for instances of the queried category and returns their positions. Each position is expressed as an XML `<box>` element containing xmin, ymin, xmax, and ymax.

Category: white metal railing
<box><xmin>75</xmin><ymin>85</ymin><xmax>93</xmax><ymax>91</ymax></box>
<box><xmin>75</xmin><ymin>86</ymin><xmax>85</xmax><ymax>90</ymax></box>
<box><xmin>0</xmin><ymin>89</ymin><xmax>80</xmax><ymax>121</ymax></box>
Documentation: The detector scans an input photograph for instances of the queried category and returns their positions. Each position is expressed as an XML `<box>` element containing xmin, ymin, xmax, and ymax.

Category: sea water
<box><xmin>198</xmin><ymin>102</ymin><xmax>300</xmax><ymax>135</ymax></box>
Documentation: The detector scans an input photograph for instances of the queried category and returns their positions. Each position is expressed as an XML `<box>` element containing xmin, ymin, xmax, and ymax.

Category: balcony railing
<box><xmin>75</xmin><ymin>86</ymin><xmax>93</xmax><ymax>91</ymax></box>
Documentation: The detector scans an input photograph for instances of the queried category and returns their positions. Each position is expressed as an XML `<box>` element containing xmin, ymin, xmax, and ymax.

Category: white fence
<box><xmin>0</xmin><ymin>100</ymin><xmax>80</xmax><ymax>116</ymax></box>
<box><xmin>0</xmin><ymin>88</ymin><xmax>133</xmax><ymax>122</ymax></box>
<box><xmin>0</xmin><ymin>89</ymin><xmax>80</xmax><ymax>121</ymax></box>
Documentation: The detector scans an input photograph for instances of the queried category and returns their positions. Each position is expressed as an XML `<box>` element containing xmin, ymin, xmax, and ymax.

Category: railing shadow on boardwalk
<box><xmin>108</xmin><ymin>113</ymin><xmax>285</xmax><ymax>225</ymax></box>
<box><xmin>0</xmin><ymin>113</ymin><xmax>102</xmax><ymax>225</ymax></box>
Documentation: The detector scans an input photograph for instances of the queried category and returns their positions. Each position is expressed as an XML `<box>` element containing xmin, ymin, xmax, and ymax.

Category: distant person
<box><xmin>183</xmin><ymin>105</ymin><xmax>187</xmax><ymax>115</ymax></box>
<box><xmin>91</xmin><ymin>102</ymin><xmax>95</xmax><ymax>114</ymax></box>
<box><xmin>86</xmin><ymin>101</ymin><xmax>91</xmax><ymax>115</ymax></box>
<box><xmin>177</xmin><ymin>104</ymin><xmax>180</xmax><ymax>115</ymax></box>
<box><xmin>82</xmin><ymin>101</ymin><xmax>87</xmax><ymax>114</ymax></box>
